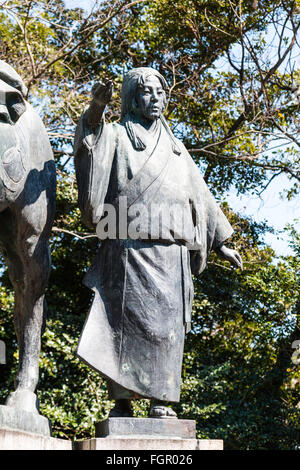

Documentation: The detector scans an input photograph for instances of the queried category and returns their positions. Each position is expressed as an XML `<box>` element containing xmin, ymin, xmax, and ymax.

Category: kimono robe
<box><xmin>74</xmin><ymin>112</ymin><xmax>233</xmax><ymax>402</ymax></box>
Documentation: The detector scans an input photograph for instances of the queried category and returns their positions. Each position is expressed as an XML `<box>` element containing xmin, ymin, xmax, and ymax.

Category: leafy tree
<box><xmin>0</xmin><ymin>0</ymin><xmax>299</xmax><ymax>448</ymax></box>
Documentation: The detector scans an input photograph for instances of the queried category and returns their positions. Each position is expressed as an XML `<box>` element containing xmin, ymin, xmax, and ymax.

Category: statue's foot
<box><xmin>109</xmin><ymin>399</ymin><xmax>133</xmax><ymax>418</ymax></box>
<box><xmin>149</xmin><ymin>405</ymin><xmax>177</xmax><ymax>419</ymax></box>
<box><xmin>5</xmin><ymin>389</ymin><xmax>40</xmax><ymax>414</ymax></box>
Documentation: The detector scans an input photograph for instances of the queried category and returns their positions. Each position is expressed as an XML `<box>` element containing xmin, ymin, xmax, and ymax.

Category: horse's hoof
<box><xmin>5</xmin><ymin>390</ymin><xmax>40</xmax><ymax>414</ymax></box>
<box><xmin>149</xmin><ymin>405</ymin><xmax>177</xmax><ymax>419</ymax></box>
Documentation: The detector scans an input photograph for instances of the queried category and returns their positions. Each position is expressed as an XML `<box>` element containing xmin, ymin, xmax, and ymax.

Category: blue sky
<box><xmin>227</xmin><ymin>175</ymin><xmax>299</xmax><ymax>256</ymax></box>
<box><xmin>65</xmin><ymin>0</ymin><xmax>94</xmax><ymax>9</ymax></box>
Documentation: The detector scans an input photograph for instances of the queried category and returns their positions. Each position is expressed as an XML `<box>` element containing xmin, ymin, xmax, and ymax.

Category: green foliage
<box><xmin>0</xmin><ymin>0</ymin><xmax>299</xmax><ymax>448</ymax></box>
<box><xmin>178</xmin><ymin>225</ymin><xmax>300</xmax><ymax>449</ymax></box>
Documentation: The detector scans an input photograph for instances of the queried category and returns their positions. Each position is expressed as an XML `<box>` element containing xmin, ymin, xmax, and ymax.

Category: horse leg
<box><xmin>2</xmin><ymin>201</ymin><xmax>52</xmax><ymax>414</ymax></box>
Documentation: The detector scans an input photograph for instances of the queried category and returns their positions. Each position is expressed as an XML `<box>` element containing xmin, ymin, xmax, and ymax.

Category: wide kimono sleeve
<box><xmin>181</xmin><ymin>144</ymin><xmax>234</xmax><ymax>276</ymax></box>
<box><xmin>74</xmin><ymin>111</ymin><xmax>115</xmax><ymax>228</ymax></box>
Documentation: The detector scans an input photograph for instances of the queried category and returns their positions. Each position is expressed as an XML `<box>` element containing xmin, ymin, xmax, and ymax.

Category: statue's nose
<box><xmin>151</xmin><ymin>92</ymin><xmax>159</xmax><ymax>102</ymax></box>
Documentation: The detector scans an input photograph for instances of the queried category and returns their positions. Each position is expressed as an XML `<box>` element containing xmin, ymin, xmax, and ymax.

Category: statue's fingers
<box><xmin>93</xmin><ymin>81</ymin><xmax>105</xmax><ymax>90</ymax></box>
<box><xmin>107</xmin><ymin>81</ymin><xmax>114</xmax><ymax>96</ymax></box>
<box><xmin>235</xmin><ymin>253</ymin><xmax>243</xmax><ymax>270</ymax></box>
<box><xmin>103</xmin><ymin>79</ymin><xmax>113</xmax><ymax>91</ymax></box>
<box><xmin>93</xmin><ymin>82</ymin><xmax>106</xmax><ymax>96</ymax></box>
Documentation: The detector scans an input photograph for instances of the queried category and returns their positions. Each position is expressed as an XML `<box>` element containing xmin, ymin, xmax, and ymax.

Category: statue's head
<box><xmin>121</xmin><ymin>67</ymin><xmax>168</xmax><ymax>121</ymax></box>
<box><xmin>121</xmin><ymin>67</ymin><xmax>181</xmax><ymax>155</ymax></box>
<box><xmin>0</xmin><ymin>61</ymin><xmax>27</xmax><ymax>125</ymax></box>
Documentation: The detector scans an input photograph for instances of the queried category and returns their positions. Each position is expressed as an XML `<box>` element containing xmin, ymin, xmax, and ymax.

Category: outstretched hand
<box><xmin>216</xmin><ymin>245</ymin><xmax>243</xmax><ymax>270</ymax></box>
<box><xmin>92</xmin><ymin>79</ymin><xmax>114</xmax><ymax>107</ymax></box>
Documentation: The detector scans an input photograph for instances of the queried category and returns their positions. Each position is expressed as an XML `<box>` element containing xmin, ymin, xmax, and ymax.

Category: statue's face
<box><xmin>136</xmin><ymin>75</ymin><xmax>165</xmax><ymax>121</ymax></box>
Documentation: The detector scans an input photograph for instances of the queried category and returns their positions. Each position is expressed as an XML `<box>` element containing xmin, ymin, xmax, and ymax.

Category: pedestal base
<box><xmin>75</xmin><ymin>437</ymin><xmax>223</xmax><ymax>450</ymax></box>
<box><xmin>76</xmin><ymin>418</ymin><xmax>223</xmax><ymax>450</ymax></box>
<box><xmin>0</xmin><ymin>404</ymin><xmax>51</xmax><ymax>436</ymax></box>
<box><xmin>0</xmin><ymin>428</ymin><xmax>72</xmax><ymax>450</ymax></box>
<box><xmin>96</xmin><ymin>417</ymin><xmax>196</xmax><ymax>439</ymax></box>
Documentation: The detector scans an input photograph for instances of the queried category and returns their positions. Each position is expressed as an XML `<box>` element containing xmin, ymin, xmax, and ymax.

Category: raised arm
<box><xmin>85</xmin><ymin>79</ymin><xmax>114</xmax><ymax>131</ymax></box>
<box><xmin>74</xmin><ymin>79</ymin><xmax>115</xmax><ymax>229</ymax></box>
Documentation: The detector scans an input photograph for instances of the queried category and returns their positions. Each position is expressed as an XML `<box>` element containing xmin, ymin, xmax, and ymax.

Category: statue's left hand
<box><xmin>216</xmin><ymin>245</ymin><xmax>243</xmax><ymax>270</ymax></box>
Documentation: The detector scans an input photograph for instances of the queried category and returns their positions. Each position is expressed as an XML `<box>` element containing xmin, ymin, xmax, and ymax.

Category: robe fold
<box><xmin>74</xmin><ymin>113</ymin><xmax>233</xmax><ymax>401</ymax></box>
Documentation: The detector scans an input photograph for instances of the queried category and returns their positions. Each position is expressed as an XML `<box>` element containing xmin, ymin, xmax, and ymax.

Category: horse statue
<box><xmin>0</xmin><ymin>61</ymin><xmax>56</xmax><ymax>416</ymax></box>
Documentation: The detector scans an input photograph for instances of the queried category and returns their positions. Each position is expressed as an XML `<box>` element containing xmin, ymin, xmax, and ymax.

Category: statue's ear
<box><xmin>130</xmin><ymin>97</ymin><xmax>139</xmax><ymax>115</ymax></box>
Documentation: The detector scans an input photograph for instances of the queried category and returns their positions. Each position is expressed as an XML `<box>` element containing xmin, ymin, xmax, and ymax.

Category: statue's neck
<box><xmin>138</xmin><ymin>116</ymin><xmax>159</xmax><ymax>133</ymax></box>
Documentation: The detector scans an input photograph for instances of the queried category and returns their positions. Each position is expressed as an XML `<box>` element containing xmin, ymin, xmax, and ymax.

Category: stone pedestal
<box><xmin>75</xmin><ymin>418</ymin><xmax>223</xmax><ymax>450</ymax></box>
<box><xmin>96</xmin><ymin>417</ymin><xmax>196</xmax><ymax>439</ymax></box>
<box><xmin>0</xmin><ymin>404</ymin><xmax>71</xmax><ymax>450</ymax></box>
<box><xmin>75</xmin><ymin>436</ymin><xmax>223</xmax><ymax>450</ymax></box>
<box><xmin>0</xmin><ymin>404</ymin><xmax>51</xmax><ymax>436</ymax></box>
<box><xmin>0</xmin><ymin>428</ymin><xmax>72</xmax><ymax>450</ymax></box>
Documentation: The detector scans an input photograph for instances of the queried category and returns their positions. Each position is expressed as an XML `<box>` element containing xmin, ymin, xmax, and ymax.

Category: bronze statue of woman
<box><xmin>74</xmin><ymin>67</ymin><xmax>242</xmax><ymax>418</ymax></box>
